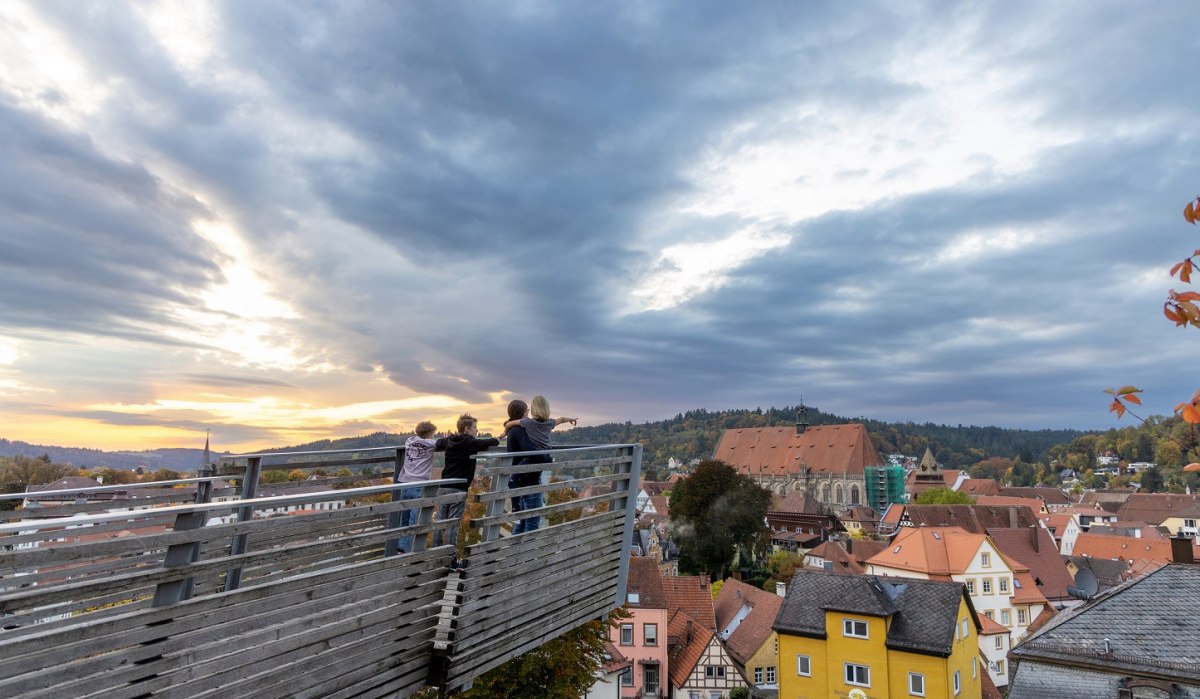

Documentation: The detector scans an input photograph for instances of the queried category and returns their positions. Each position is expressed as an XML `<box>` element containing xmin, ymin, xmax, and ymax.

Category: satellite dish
<box><xmin>1067</xmin><ymin>567</ymin><xmax>1099</xmax><ymax>600</ymax></box>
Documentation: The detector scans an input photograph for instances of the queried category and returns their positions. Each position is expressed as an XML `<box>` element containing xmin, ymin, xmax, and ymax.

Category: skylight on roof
<box><xmin>893</xmin><ymin>546</ymin><xmax>901</xmax><ymax>553</ymax></box>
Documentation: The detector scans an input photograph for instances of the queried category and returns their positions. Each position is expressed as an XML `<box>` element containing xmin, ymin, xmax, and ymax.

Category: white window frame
<box><xmin>619</xmin><ymin>623</ymin><xmax>633</xmax><ymax>646</ymax></box>
<box><xmin>908</xmin><ymin>671</ymin><xmax>925</xmax><ymax>696</ymax></box>
<box><xmin>994</xmin><ymin>635</ymin><xmax>1003</xmax><ymax>650</ymax></box>
<box><xmin>620</xmin><ymin>667</ymin><xmax>632</xmax><ymax>686</ymax></box>
<box><xmin>982</xmin><ymin>577</ymin><xmax>993</xmax><ymax>594</ymax></box>
<box><xmin>754</xmin><ymin>667</ymin><xmax>763</xmax><ymax>684</ymax></box>
<box><xmin>1001</xmin><ymin>609</ymin><xmax>1012</xmax><ymax>626</ymax></box>
<box><xmin>961</xmin><ymin>618</ymin><xmax>969</xmax><ymax>639</ymax></box>
<box><xmin>843</xmin><ymin>618</ymin><xmax>869</xmax><ymax>639</ymax></box>
<box><xmin>796</xmin><ymin>654</ymin><xmax>812</xmax><ymax>677</ymax></box>
<box><xmin>981</xmin><ymin>552</ymin><xmax>992</xmax><ymax>568</ymax></box>
<box><xmin>965</xmin><ymin>578</ymin><xmax>976</xmax><ymax>595</ymax></box>
<box><xmin>954</xmin><ymin>669</ymin><xmax>961</xmax><ymax>695</ymax></box>
<box><xmin>767</xmin><ymin>666</ymin><xmax>776</xmax><ymax>683</ymax></box>
<box><xmin>1017</xmin><ymin>607</ymin><xmax>1027</xmax><ymax>625</ymax></box>
<box><xmin>704</xmin><ymin>666</ymin><xmax>726</xmax><ymax>679</ymax></box>
<box><xmin>999</xmin><ymin>576</ymin><xmax>1009</xmax><ymax>593</ymax></box>
<box><xmin>845</xmin><ymin>662</ymin><xmax>870</xmax><ymax>687</ymax></box>
<box><xmin>973</xmin><ymin>656</ymin><xmax>978</xmax><ymax>678</ymax></box>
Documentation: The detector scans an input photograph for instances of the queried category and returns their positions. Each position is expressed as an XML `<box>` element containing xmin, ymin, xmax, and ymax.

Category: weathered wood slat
<box><xmin>477</xmin><ymin>454</ymin><xmax>633</xmax><ymax>477</ymax></box>
<box><xmin>471</xmin><ymin>470</ymin><xmax>631</xmax><ymax>503</ymax></box>
<box><xmin>470</xmin><ymin>490</ymin><xmax>625</xmax><ymax>528</ymax></box>
<box><xmin>0</xmin><ymin>546</ymin><xmax>453</xmax><ymax>674</ymax></box>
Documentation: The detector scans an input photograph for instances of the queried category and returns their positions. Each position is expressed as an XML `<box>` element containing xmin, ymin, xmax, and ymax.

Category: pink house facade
<box><xmin>614</xmin><ymin>557</ymin><xmax>672</xmax><ymax>698</ymax></box>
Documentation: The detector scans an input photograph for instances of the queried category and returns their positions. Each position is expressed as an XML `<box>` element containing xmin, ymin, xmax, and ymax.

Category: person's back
<box><xmin>401</xmin><ymin>424</ymin><xmax>439</xmax><ymax>483</ymax></box>
<box><xmin>432</xmin><ymin>414</ymin><xmax>498</xmax><ymax>559</ymax></box>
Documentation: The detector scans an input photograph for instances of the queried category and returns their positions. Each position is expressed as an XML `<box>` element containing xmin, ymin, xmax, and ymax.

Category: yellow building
<box><xmin>774</xmin><ymin>569</ymin><xmax>983</xmax><ymax>699</ymax></box>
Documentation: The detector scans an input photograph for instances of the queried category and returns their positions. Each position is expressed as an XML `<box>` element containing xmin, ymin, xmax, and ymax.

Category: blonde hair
<box><xmin>415</xmin><ymin>421</ymin><xmax>436</xmax><ymax>438</ymax></box>
<box><xmin>456</xmin><ymin>413</ymin><xmax>477</xmax><ymax>434</ymax></box>
<box><xmin>530</xmin><ymin>395</ymin><xmax>551</xmax><ymax>421</ymax></box>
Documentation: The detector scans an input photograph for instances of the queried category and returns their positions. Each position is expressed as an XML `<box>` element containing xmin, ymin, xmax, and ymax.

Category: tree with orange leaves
<box><xmin>1107</xmin><ymin>196</ymin><xmax>1200</xmax><ymax>423</ymax></box>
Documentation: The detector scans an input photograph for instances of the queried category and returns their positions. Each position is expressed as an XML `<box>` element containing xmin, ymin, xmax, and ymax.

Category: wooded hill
<box><xmin>1</xmin><ymin>405</ymin><xmax>1094</xmax><ymax>473</ymax></box>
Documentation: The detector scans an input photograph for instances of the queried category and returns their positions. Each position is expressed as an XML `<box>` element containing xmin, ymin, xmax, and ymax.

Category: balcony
<box><xmin>0</xmin><ymin>442</ymin><xmax>642</xmax><ymax>698</ymax></box>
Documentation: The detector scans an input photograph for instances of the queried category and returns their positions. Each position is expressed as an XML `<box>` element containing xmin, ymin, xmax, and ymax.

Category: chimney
<box><xmin>1170</xmin><ymin>534</ymin><xmax>1195</xmax><ymax>565</ymax></box>
<box><xmin>776</xmin><ymin>581</ymin><xmax>786</xmax><ymax>597</ymax></box>
<box><xmin>1009</xmin><ymin>507</ymin><xmax>1019</xmax><ymax>529</ymax></box>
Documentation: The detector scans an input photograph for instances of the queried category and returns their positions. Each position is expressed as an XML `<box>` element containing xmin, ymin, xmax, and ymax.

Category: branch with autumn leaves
<box><xmin>1106</xmin><ymin>195</ymin><xmax>1200</xmax><ymax>424</ymax></box>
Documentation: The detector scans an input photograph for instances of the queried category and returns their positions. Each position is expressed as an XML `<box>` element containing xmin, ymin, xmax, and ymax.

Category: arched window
<box><xmin>835</xmin><ymin>484</ymin><xmax>844</xmax><ymax>503</ymax></box>
<box><xmin>850</xmin><ymin>485</ymin><xmax>861</xmax><ymax>505</ymax></box>
<box><xmin>822</xmin><ymin>483</ymin><xmax>831</xmax><ymax>502</ymax></box>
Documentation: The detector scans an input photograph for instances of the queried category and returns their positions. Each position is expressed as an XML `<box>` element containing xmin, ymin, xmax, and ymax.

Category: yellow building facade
<box><xmin>775</xmin><ymin>570</ymin><xmax>982</xmax><ymax>699</ymax></box>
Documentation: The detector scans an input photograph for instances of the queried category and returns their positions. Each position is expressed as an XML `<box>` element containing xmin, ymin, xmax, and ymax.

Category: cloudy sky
<box><xmin>1</xmin><ymin>1</ymin><xmax>1198</xmax><ymax>452</ymax></box>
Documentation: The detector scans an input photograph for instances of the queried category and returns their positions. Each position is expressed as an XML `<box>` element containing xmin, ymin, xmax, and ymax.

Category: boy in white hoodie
<box><xmin>396</xmin><ymin>421</ymin><xmax>439</xmax><ymax>553</ymax></box>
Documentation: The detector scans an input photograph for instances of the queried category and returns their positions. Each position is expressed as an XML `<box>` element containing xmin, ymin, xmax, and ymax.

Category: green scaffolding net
<box><xmin>864</xmin><ymin>465</ymin><xmax>906</xmax><ymax>511</ymax></box>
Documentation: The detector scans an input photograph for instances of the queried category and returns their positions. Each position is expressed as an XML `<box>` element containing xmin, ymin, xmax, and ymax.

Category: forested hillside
<box><xmin>554</xmin><ymin>405</ymin><xmax>1087</xmax><ymax>470</ymax></box>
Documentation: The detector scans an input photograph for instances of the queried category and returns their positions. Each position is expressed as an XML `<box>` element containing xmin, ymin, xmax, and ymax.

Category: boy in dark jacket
<box><xmin>433</xmin><ymin>414</ymin><xmax>499</xmax><ymax>559</ymax></box>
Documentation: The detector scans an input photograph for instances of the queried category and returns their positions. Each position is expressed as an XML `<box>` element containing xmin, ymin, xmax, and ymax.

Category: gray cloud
<box><xmin>2</xmin><ymin>0</ymin><xmax>1198</xmax><ymax>445</ymax></box>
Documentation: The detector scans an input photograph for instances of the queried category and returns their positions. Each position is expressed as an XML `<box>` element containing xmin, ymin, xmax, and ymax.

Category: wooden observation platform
<box><xmin>0</xmin><ymin>442</ymin><xmax>642</xmax><ymax>698</ymax></box>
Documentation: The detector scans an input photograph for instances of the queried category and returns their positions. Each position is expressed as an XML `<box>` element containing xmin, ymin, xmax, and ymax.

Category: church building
<box><xmin>713</xmin><ymin>421</ymin><xmax>885</xmax><ymax>508</ymax></box>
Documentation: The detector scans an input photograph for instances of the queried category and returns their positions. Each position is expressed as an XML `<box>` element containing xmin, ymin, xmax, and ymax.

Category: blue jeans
<box><xmin>433</xmin><ymin>487</ymin><xmax>466</xmax><ymax>551</ymax></box>
<box><xmin>395</xmin><ymin>486</ymin><xmax>422</xmax><ymax>553</ymax></box>
<box><xmin>511</xmin><ymin>492</ymin><xmax>543</xmax><ymax>534</ymax></box>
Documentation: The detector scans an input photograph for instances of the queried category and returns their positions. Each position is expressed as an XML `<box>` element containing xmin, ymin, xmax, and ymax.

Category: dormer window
<box><xmin>627</xmin><ymin>592</ymin><xmax>640</xmax><ymax>605</ymax></box>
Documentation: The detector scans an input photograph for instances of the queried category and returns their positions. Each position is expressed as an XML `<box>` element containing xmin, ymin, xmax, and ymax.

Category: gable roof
<box><xmin>866</xmin><ymin>526</ymin><xmax>990</xmax><ymax>577</ymax></box>
<box><xmin>1011</xmin><ymin>564</ymin><xmax>1200</xmax><ymax>682</ymax></box>
<box><xmin>977</xmin><ymin>612</ymin><xmax>1009</xmax><ymax>636</ymax></box>
<box><xmin>713</xmin><ymin>578</ymin><xmax>784</xmax><ymax>667</ymax></box>
<box><xmin>985</xmin><ymin>527</ymin><xmax>1076</xmax><ymax>601</ymax></box>
<box><xmin>775</xmin><ymin>568</ymin><xmax>975</xmax><ymax>657</ymax></box>
<box><xmin>902</xmin><ymin>504</ymin><xmax>1041</xmax><ymax>532</ymax></box>
<box><xmin>1070</xmin><ymin>531</ymin><xmax>1200</xmax><ymax>565</ymax></box>
<box><xmin>999</xmin><ymin>486</ymin><xmax>1071</xmax><ymax>505</ymax></box>
<box><xmin>663</xmin><ymin>575</ymin><xmax>716</xmax><ymax>632</ymax></box>
<box><xmin>667</xmin><ymin>610</ymin><xmax>718</xmax><ymax>689</ymax></box>
<box><xmin>772</xmin><ymin>490</ymin><xmax>828</xmax><ymax>515</ymax></box>
<box><xmin>1116</xmin><ymin>492</ymin><xmax>1200</xmax><ymax>525</ymax></box>
<box><xmin>715</xmin><ymin>424</ymin><xmax>884</xmax><ymax>477</ymax></box>
<box><xmin>626</xmin><ymin>556</ymin><xmax>668</xmax><ymax>609</ymax></box>
<box><xmin>958</xmin><ymin>478</ymin><xmax>1002</xmax><ymax>496</ymax></box>
<box><xmin>975</xmin><ymin>495</ymin><xmax>1046</xmax><ymax>515</ymax></box>
<box><xmin>805</xmin><ymin>539</ymin><xmax>887</xmax><ymax>575</ymax></box>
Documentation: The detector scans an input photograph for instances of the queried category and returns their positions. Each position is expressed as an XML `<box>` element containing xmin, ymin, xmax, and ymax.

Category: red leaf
<box><xmin>1183</xmin><ymin>261</ymin><xmax>1193</xmax><ymax>284</ymax></box>
<box><xmin>1164</xmin><ymin>305</ymin><xmax>1183</xmax><ymax>324</ymax></box>
<box><xmin>1172</xmin><ymin>261</ymin><xmax>1186</xmax><ymax>278</ymax></box>
<box><xmin>1184</xmin><ymin>404</ymin><xmax>1200</xmax><ymax>423</ymax></box>
<box><xmin>1177</xmin><ymin>291</ymin><xmax>1200</xmax><ymax>303</ymax></box>
<box><xmin>1110</xmin><ymin>400</ymin><xmax>1126</xmax><ymax>417</ymax></box>
<box><xmin>1123</xmin><ymin>393</ymin><xmax>1142</xmax><ymax>406</ymax></box>
<box><xmin>1187</xmin><ymin>200</ymin><xmax>1198</xmax><ymax>224</ymax></box>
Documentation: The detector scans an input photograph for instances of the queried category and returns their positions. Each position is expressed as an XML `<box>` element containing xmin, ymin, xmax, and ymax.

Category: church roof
<box><xmin>714</xmin><ymin>424</ymin><xmax>884</xmax><ymax>477</ymax></box>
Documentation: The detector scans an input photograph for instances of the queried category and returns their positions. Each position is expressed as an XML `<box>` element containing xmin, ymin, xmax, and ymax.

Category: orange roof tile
<box><xmin>976</xmin><ymin>612</ymin><xmax>1008</xmax><ymax>635</ymax></box>
<box><xmin>1071</xmin><ymin>531</ymin><xmax>1200</xmax><ymax>564</ymax></box>
<box><xmin>958</xmin><ymin>479</ymin><xmax>1002</xmax><ymax>496</ymax></box>
<box><xmin>975</xmin><ymin>495</ymin><xmax>1046</xmax><ymax>515</ymax></box>
<box><xmin>667</xmin><ymin>611</ymin><xmax>717</xmax><ymax>689</ymax></box>
<box><xmin>866</xmin><ymin>526</ymin><xmax>988</xmax><ymax>576</ymax></box>
<box><xmin>713</xmin><ymin>578</ymin><xmax>784</xmax><ymax>667</ymax></box>
<box><xmin>714</xmin><ymin>424</ymin><xmax>884</xmax><ymax>477</ymax></box>
<box><xmin>663</xmin><ymin>575</ymin><xmax>716</xmax><ymax>632</ymax></box>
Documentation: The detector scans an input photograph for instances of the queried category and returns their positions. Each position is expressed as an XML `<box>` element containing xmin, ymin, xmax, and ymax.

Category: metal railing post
<box><xmin>224</xmin><ymin>456</ymin><xmax>261</xmax><ymax>592</ymax></box>
<box><xmin>151</xmin><ymin>464</ymin><xmax>214</xmax><ymax>606</ymax></box>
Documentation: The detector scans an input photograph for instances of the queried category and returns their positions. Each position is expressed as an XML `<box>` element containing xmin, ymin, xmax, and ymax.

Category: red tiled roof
<box><xmin>975</xmin><ymin>495</ymin><xmax>1045</xmax><ymax>515</ymax></box>
<box><xmin>713</xmin><ymin>578</ymin><xmax>783</xmax><ymax>667</ymax></box>
<box><xmin>1116</xmin><ymin>493</ymin><xmax>1200</xmax><ymax>525</ymax></box>
<box><xmin>986</xmin><ymin>527</ymin><xmax>1076</xmax><ymax>601</ymax></box>
<box><xmin>805</xmin><ymin>539</ymin><xmax>887</xmax><ymax>574</ymax></box>
<box><xmin>602</xmin><ymin>641</ymin><xmax>631</xmax><ymax>673</ymax></box>
<box><xmin>980</xmin><ymin>664</ymin><xmax>1003</xmax><ymax>699</ymax></box>
<box><xmin>627</xmin><ymin>556</ymin><xmax>668</xmax><ymax>609</ymax></box>
<box><xmin>959</xmin><ymin>479</ymin><xmax>1002</xmax><ymax>496</ymax></box>
<box><xmin>714</xmin><ymin>424</ymin><xmax>884</xmax><ymax>477</ymax></box>
<box><xmin>976</xmin><ymin>612</ymin><xmax>1008</xmax><ymax>635</ymax></box>
<box><xmin>999</xmin><ymin>486</ymin><xmax>1071</xmax><ymax>505</ymax></box>
<box><xmin>1072</xmin><ymin>531</ymin><xmax>1200</xmax><ymax>564</ymax></box>
<box><xmin>667</xmin><ymin>610</ymin><xmax>716</xmax><ymax>689</ymax></box>
<box><xmin>663</xmin><ymin>575</ymin><xmax>716</xmax><ymax>632</ymax></box>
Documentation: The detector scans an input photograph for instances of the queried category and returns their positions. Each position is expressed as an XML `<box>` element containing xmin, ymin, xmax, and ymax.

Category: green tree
<box><xmin>1139</xmin><ymin>466</ymin><xmax>1165</xmax><ymax>493</ymax></box>
<box><xmin>912</xmin><ymin>487</ymin><xmax>975</xmax><ymax>505</ymax></box>
<box><xmin>729</xmin><ymin>688</ymin><xmax>750</xmax><ymax>699</ymax></box>
<box><xmin>261</xmin><ymin>469</ymin><xmax>290</xmax><ymax>484</ymax></box>
<box><xmin>670</xmin><ymin>459</ymin><xmax>771</xmax><ymax>580</ymax></box>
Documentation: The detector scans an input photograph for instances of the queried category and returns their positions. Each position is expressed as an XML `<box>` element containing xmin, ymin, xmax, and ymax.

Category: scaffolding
<box><xmin>864</xmin><ymin>464</ymin><xmax>905</xmax><ymax>513</ymax></box>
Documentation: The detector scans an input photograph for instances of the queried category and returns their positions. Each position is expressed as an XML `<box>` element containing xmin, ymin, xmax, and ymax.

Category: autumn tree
<box><xmin>1139</xmin><ymin>466</ymin><xmax>1165</xmax><ymax>493</ymax></box>
<box><xmin>1108</xmin><ymin>195</ymin><xmax>1200</xmax><ymax>431</ymax></box>
<box><xmin>912</xmin><ymin>487</ymin><xmax>975</xmax><ymax>505</ymax></box>
<box><xmin>670</xmin><ymin>459</ymin><xmax>771</xmax><ymax>580</ymax></box>
<box><xmin>449</xmin><ymin>608</ymin><xmax>626</xmax><ymax>699</ymax></box>
<box><xmin>0</xmin><ymin>455</ymin><xmax>77</xmax><ymax>511</ymax></box>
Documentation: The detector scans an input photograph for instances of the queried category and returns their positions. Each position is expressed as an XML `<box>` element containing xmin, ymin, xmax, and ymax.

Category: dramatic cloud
<box><xmin>0</xmin><ymin>0</ymin><xmax>1197</xmax><ymax>450</ymax></box>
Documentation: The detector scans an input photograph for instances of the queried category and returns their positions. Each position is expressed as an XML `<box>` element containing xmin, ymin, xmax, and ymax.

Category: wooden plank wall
<box><xmin>0</xmin><ymin>442</ymin><xmax>642</xmax><ymax>697</ymax></box>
